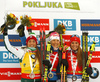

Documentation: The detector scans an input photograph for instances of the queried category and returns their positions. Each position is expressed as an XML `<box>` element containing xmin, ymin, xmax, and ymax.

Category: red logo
<box><xmin>62</xmin><ymin>35</ymin><xmax>71</xmax><ymax>46</ymax></box>
<box><xmin>26</xmin><ymin>19</ymin><xmax>49</xmax><ymax>30</ymax></box>
<box><xmin>0</xmin><ymin>68</ymin><xmax>21</xmax><ymax>80</ymax></box>
<box><xmin>90</xmin><ymin>51</ymin><xmax>100</xmax><ymax>63</ymax></box>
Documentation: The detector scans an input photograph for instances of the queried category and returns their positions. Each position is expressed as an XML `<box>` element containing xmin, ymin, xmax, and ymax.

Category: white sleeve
<box><xmin>3</xmin><ymin>35</ymin><xmax>25</xmax><ymax>59</ymax></box>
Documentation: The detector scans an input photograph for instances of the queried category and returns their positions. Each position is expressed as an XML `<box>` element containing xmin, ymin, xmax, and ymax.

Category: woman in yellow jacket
<box><xmin>2</xmin><ymin>24</ymin><xmax>41</xmax><ymax>82</ymax></box>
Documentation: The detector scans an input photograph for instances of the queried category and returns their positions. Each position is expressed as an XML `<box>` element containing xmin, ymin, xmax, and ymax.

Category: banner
<box><xmin>5</xmin><ymin>0</ymin><xmax>94</xmax><ymax>12</ymax></box>
<box><xmin>0</xmin><ymin>35</ymin><xmax>22</xmax><ymax>46</ymax></box>
<box><xmin>26</xmin><ymin>19</ymin><xmax>49</xmax><ymax>30</ymax></box>
<box><xmin>90</xmin><ymin>51</ymin><xmax>100</xmax><ymax>63</ymax></box>
<box><xmin>62</xmin><ymin>35</ymin><xmax>71</xmax><ymax>46</ymax></box>
<box><xmin>0</xmin><ymin>51</ymin><xmax>19</xmax><ymax>63</ymax></box>
<box><xmin>54</xmin><ymin>19</ymin><xmax>76</xmax><ymax>31</ymax></box>
<box><xmin>0</xmin><ymin>68</ymin><xmax>21</xmax><ymax>80</ymax></box>
<box><xmin>81</xmin><ymin>35</ymin><xmax>100</xmax><ymax>47</ymax></box>
<box><xmin>81</xmin><ymin>20</ymin><xmax>100</xmax><ymax>31</ymax></box>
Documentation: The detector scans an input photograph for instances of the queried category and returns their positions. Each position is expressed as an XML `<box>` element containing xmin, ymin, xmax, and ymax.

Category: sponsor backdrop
<box><xmin>0</xmin><ymin>0</ymin><xmax>100</xmax><ymax>82</ymax></box>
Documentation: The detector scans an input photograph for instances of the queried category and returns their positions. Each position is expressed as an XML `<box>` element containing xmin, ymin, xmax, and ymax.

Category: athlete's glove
<box><xmin>17</xmin><ymin>24</ymin><xmax>25</xmax><ymax>37</ymax></box>
<box><xmin>86</xmin><ymin>67</ymin><xmax>93</xmax><ymax>76</ymax></box>
<box><xmin>28</xmin><ymin>29</ymin><xmax>32</xmax><ymax>33</ymax></box>
<box><xmin>61</xmin><ymin>59</ymin><xmax>69</xmax><ymax>70</ymax></box>
<box><xmin>1</xmin><ymin>23</ymin><xmax>8</xmax><ymax>35</ymax></box>
<box><xmin>43</xmin><ymin>60</ymin><xmax>52</xmax><ymax>69</ymax></box>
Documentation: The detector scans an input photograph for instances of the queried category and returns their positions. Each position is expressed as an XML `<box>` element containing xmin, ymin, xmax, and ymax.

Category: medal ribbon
<box><xmin>29</xmin><ymin>52</ymin><xmax>36</xmax><ymax>73</ymax></box>
<box><xmin>71</xmin><ymin>50</ymin><xmax>77</xmax><ymax>75</ymax></box>
<box><xmin>49</xmin><ymin>53</ymin><xmax>58</xmax><ymax>72</ymax></box>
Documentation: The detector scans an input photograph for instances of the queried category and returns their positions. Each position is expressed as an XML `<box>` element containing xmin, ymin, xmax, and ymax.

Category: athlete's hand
<box><xmin>17</xmin><ymin>24</ymin><xmax>25</xmax><ymax>37</ymax></box>
<box><xmin>0</xmin><ymin>23</ymin><xmax>8</xmax><ymax>35</ymax></box>
<box><xmin>43</xmin><ymin>60</ymin><xmax>52</xmax><ymax>69</ymax></box>
<box><xmin>86</xmin><ymin>67</ymin><xmax>93</xmax><ymax>76</ymax></box>
<box><xmin>61</xmin><ymin>59</ymin><xmax>69</xmax><ymax>70</ymax></box>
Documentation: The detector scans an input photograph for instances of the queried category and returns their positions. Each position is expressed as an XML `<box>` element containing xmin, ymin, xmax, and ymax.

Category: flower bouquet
<box><xmin>54</xmin><ymin>24</ymin><xmax>66</xmax><ymax>34</ymax></box>
<box><xmin>5</xmin><ymin>13</ymin><xmax>19</xmax><ymax>29</ymax></box>
<box><xmin>0</xmin><ymin>13</ymin><xmax>19</xmax><ymax>34</ymax></box>
<box><xmin>20</xmin><ymin>15</ymin><xmax>34</xmax><ymax>27</ymax></box>
<box><xmin>17</xmin><ymin>15</ymin><xmax>34</xmax><ymax>36</ymax></box>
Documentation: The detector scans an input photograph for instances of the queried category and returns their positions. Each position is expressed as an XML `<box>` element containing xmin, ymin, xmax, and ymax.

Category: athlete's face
<box><xmin>27</xmin><ymin>39</ymin><xmax>36</xmax><ymax>48</ymax></box>
<box><xmin>50</xmin><ymin>39</ymin><xmax>60</xmax><ymax>48</ymax></box>
<box><xmin>70</xmin><ymin>41</ymin><xmax>79</xmax><ymax>51</ymax></box>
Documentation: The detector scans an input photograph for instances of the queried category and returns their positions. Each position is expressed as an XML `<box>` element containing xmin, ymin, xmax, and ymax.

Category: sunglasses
<box><xmin>70</xmin><ymin>34</ymin><xmax>80</xmax><ymax>38</ymax></box>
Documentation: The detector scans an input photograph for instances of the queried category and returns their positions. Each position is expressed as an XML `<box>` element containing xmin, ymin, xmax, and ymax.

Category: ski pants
<box><xmin>21</xmin><ymin>78</ymin><xmax>41</xmax><ymax>82</ymax></box>
<box><xmin>67</xmin><ymin>78</ymin><xmax>81</xmax><ymax>82</ymax></box>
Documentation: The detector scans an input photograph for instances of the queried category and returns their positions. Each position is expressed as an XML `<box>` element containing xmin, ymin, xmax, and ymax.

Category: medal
<box><xmin>72</xmin><ymin>75</ymin><xmax>77</xmax><ymax>81</ymax></box>
<box><xmin>48</xmin><ymin>72</ymin><xmax>54</xmax><ymax>78</ymax></box>
<box><xmin>29</xmin><ymin>73</ymin><xmax>35</xmax><ymax>79</ymax></box>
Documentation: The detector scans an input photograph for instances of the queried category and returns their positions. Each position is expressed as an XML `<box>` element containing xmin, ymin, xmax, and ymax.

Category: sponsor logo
<box><xmin>0</xmin><ymin>35</ymin><xmax>22</xmax><ymax>46</ymax></box>
<box><xmin>62</xmin><ymin>35</ymin><xmax>71</xmax><ymax>46</ymax></box>
<box><xmin>26</xmin><ymin>19</ymin><xmax>49</xmax><ymax>30</ymax></box>
<box><xmin>23</xmin><ymin>1</ymin><xmax>80</xmax><ymax>10</ymax></box>
<box><xmin>0</xmin><ymin>68</ymin><xmax>21</xmax><ymax>80</ymax></box>
<box><xmin>90</xmin><ymin>51</ymin><xmax>100</xmax><ymax>63</ymax></box>
<box><xmin>0</xmin><ymin>51</ymin><xmax>19</xmax><ymax>63</ymax></box>
<box><xmin>81</xmin><ymin>20</ymin><xmax>100</xmax><ymax>30</ymax></box>
<box><xmin>90</xmin><ymin>67</ymin><xmax>99</xmax><ymax>79</ymax></box>
<box><xmin>81</xmin><ymin>35</ymin><xmax>100</xmax><ymax>47</ymax></box>
<box><xmin>64</xmin><ymin>2</ymin><xmax>80</xmax><ymax>10</ymax></box>
<box><xmin>54</xmin><ymin>19</ymin><xmax>76</xmax><ymax>31</ymax></box>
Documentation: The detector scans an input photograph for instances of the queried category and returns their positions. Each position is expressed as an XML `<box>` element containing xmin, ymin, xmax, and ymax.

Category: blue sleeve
<box><xmin>20</xmin><ymin>36</ymin><xmax>26</xmax><ymax>46</ymax></box>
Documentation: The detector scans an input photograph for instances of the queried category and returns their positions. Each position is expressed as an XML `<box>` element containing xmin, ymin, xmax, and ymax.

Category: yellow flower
<box><xmin>10</xmin><ymin>13</ymin><xmax>12</xmax><ymax>15</ymax></box>
<box><xmin>63</xmin><ymin>32</ymin><xmax>65</xmax><ymax>34</ymax></box>
<box><xmin>31</xmin><ymin>23</ymin><xmax>34</xmax><ymax>26</ymax></box>
<box><xmin>63</xmin><ymin>29</ymin><xmax>66</xmax><ymax>31</ymax></box>
<box><xmin>9</xmin><ymin>13</ymin><xmax>13</xmax><ymax>18</ymax></box>
<box><xmin>20</xmin><ymin>16</ymin><xmax>23</xmax><ymax>19</ymax></box>
<box><xmin>29</xmin><ymin>16</ymin><xmax>32</xmax><ymax>20</ymax></box>
<box><xmin>13</xmin><ymin>16</ymin><xmax>16</xmax><ymax>19</ymax></box>
<box><xmin>16</xmin><ymin>21</ymin><xmax>19</xmax><ymax>24</ymax></box>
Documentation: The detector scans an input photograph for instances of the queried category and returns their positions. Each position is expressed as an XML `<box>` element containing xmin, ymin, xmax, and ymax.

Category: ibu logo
<box><xmin>54</xmin><ymin>19</ymin><xmax>76</xmax><ymax>31</ymax></box>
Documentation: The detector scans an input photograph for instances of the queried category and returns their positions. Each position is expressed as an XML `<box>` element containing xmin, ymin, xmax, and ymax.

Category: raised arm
<box><xmin>17</xmin><ymin>24</ymin><xmax>26</xmax><ymax>46</ymax></box>
<box><xmin>2</xmin><ymin>24</ymin><xmax>24</xmax><ymax>59</ymax></box>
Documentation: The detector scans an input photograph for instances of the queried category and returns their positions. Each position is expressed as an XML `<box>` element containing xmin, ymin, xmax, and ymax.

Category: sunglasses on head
<box><xmin>70</xmin><ymin>35</ymin><xmax>80</xmax><ymax>38</ymax></box>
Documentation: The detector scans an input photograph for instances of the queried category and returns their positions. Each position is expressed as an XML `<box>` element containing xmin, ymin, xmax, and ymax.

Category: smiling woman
<box><xmin>60</xmin><ymin>34</ymin><xmax>93</xmax><ymax>82</ymax></box>
<box><xmin>50</xmin><ymin>39</ymin><xmax>60</xmax><ymax>49</ymax></box>
<box><xmin>70</xmin><ymin>41</ymin><xmax>79</xmax><ymax>51</ymax></box>
<box><xmin>49</xmin><ymin>32</ymin><xmax>60</xmax><ymax>49</ymax></box>
<box><xmin>43</xmin><ymin>31</ymin><xmax>60</xmax><ymax>82</ymax></box>
<box><xmin>70</xmin><ymin>35</ymin><xmax>82</xmax><ymax>66</ymax></box>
